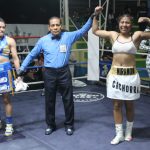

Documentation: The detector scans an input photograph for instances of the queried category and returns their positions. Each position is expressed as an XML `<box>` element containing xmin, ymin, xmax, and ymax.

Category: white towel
<box><xmin>14</xmin><ymin>78</ymin><xmax>28</xmax><ymax>92</ymax></box>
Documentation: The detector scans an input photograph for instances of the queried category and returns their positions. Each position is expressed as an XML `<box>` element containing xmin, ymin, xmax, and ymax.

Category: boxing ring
<box><xmin>0</xmin><ymin>0</ymin><xmax>149</xmax><ymax>149</ymax></box>
<box><xmin>1</xmin><ymin>26</ymin><xmax>150</xmax><ymax>150</ymax></box>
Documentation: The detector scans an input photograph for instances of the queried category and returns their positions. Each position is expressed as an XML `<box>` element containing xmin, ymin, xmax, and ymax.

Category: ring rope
<box><xmin>16</xmin><ymin>48</ymin><xmax>149</xmax><ymax>56</ymax></box>
<box><xmin>13</xmin><ymin>76</ymin><xmax>150</xmax><ymax>89</ymax></box>
<box><xmin>13</xmin><ymin>36</ymin><xmax>41</xmax><ymax>39</ymax></box>
<box><xmin>12</xmin><ymin>62</ymin><xmax>149</xmax><ymax>72</ymax></box>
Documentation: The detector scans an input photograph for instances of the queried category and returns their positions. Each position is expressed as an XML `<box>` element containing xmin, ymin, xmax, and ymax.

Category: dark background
<box><xmin>0</xmin><ymin>0</ymin><xmax>100</xmax><ymax>24</ymax></box>
<box><xmin>0</xmin><ymin>0</ymin><xmax>59</xmax><ymax>24</ymax></box>
<box><xmin>0</xmin><ymin>0</ymin><xmax>148</xmax><ymax>24</ymax></box>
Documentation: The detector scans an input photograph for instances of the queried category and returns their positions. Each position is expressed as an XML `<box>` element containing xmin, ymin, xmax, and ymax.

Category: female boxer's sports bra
<box><xmin>0</xmin><ymin>36</ymin><xmax>10</xmax><ymax>58</ymax></box>
<box><xmin>112</xmin><ymin>34</ymin><xmax>137</xmax><ymax>54</ymax></box>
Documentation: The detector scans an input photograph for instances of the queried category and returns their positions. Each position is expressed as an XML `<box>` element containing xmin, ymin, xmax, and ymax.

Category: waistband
<box><xmin>0</xmin><ymin>53</ymin><xmax>9</xmax><ymax>58</ymax></box>
<box><xmin>110</xmin><ymin>66</ymin><xmax>137</xmax><ymax>75</ymax></box>
<box><xmin>0</xmin><ymin>62</ymin><xmax>12</xmax><ymax>71</ymax></box>
<box><xmin>45</xmin><ymin>65</ymin><xmax>68</xmax><ymax>71</ymax></box>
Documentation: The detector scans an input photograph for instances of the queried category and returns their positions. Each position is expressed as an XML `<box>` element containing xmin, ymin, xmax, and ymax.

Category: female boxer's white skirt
<box><xmin>107</xmin><ymin>66</ymin><xmax>141</xmax><ymax>100</ymax></box>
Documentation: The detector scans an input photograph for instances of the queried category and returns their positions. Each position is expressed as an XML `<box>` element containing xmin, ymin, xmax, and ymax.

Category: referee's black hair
<box><xmin>48</xmin><ymin>16</ymin><xmax>62</xmax><ymax>25</ymax></box>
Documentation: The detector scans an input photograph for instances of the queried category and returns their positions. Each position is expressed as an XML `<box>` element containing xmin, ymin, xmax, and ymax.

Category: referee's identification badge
<box><xmin>60</xmin><ymin>45</ymin><xmax>67</xmax><ymax>52</ymax></box>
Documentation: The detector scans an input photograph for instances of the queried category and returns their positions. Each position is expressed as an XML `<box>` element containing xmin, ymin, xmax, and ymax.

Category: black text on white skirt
<box><xmin>112</xmin><ymin>81</ymin><xmax>140</xmax><ymax>93</ymax></box>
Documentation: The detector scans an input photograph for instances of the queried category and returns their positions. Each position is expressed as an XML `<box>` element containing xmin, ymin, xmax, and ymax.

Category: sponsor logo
<box><xmin>73</xmin><ymin>91</ymin><xmax>104</xmax><ymax>102</ymax></box>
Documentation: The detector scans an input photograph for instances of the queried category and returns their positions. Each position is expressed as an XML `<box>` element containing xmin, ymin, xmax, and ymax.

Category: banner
<box><xmin>87</xmin><ymin>29</ymin><xmax>99</xmax><ymax>81</ymax></box>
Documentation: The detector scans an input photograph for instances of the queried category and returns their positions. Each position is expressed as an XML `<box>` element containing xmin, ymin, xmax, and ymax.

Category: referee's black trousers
<box><xmin>44</xmin><ymin>65</ymin><xmax>74</xmax><ymax>129</ymax></box>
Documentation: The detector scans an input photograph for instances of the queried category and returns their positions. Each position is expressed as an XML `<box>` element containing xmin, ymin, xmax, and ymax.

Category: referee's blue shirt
<box><xmin>20</xmin><ymin>18</ymin><xmax>92</xmax><ymax>71</ymax></box>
